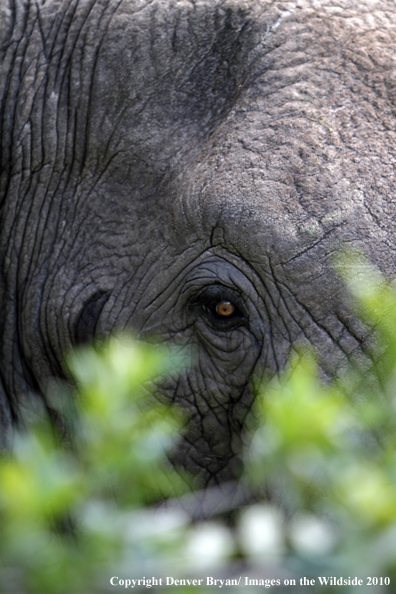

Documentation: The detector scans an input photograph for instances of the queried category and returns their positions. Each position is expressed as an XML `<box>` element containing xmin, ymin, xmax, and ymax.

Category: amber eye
<box><xmin>216</xmin><ymin>301</ymin><xmax>235</xmax><ymax>317</ymax></box>
<box><xmin>191</xmin><ymin>286</ymin><xmax>246</xmax><ymax>329</ymax></box>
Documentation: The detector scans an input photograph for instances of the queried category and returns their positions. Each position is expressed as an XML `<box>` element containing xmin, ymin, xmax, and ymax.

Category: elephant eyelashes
<box><xmin>191</xmin><ymin>285</ymin><xmax>247</xmax><ymax>330</ymax></box>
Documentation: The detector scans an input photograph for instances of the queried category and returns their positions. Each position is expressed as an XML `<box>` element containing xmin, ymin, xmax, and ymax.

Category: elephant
<box><xmin>1</xmin><ymin>0</ymin><xmax>396</xmax><ymax>487</ymax></box>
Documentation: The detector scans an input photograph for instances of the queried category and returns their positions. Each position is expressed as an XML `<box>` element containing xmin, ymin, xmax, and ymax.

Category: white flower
<box><xmin>238</xmin><ymin>504</ymin><xmax>285</xmax><ymax>557</ymax></box>
<box><xmin>289</xmin><ymin>514</ymin><xmax>338</xmax><ymax>556</ymax></box>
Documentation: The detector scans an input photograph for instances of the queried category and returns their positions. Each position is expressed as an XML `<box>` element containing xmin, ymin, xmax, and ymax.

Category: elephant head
<box><xmin>1</xmin><ymin>0</ymin><xmax>396</xmax><ymax>486</ymax></box>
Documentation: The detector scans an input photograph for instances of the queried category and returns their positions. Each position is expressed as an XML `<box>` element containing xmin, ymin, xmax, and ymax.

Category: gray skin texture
<box><xmin>1</xmin><ymin>0</ymin><xmax>396</xmax><ymax>486</ymax></box>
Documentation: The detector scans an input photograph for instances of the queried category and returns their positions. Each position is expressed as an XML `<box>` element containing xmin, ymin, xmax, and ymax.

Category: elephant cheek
<box><xmin>154</xmin><ymin>353</ymin><xmax>260</xmax><ymax>487</ymax></box>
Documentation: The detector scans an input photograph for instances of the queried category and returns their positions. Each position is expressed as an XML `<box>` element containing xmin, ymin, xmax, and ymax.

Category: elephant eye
<box><xmin>191</xmin><ymin>286</ymin><xmax>247</xmax><ymax>329</ymax></box>
<box><xmin>216</xmin><ymin>301</ymin><xmax>234</xmax><ymax>317</ymax></box>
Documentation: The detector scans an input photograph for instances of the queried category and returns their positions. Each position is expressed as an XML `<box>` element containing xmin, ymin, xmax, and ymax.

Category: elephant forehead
<box><xmin>85</xmin><ymin>0</ymin><xmax>396</xmax><ymax>176</ymax></box>
<box><xmin>174</xmin><ymin>31</ymin><xmax>396</xmax><ymax>272</ymax></box>
<box><xmin>181</xmin><ymin>134</ymin><xmax>361</xmax><ymax>241</ymax></box>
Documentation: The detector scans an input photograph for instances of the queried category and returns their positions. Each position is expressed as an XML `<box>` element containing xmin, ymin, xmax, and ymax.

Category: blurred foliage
<box><xmin>0</xmin><ymin>337</ymin><xmax>190</xmax><ymax>594</ymax></box>
<box><xmin>244</xmin><ymin>255</ymin><xmax>396</xmax><ymax>590</ymax></box>
<box><xmin>2</xmin><ymin>258</ymin><xmax>396</xmax><ymax>592</ymax></box>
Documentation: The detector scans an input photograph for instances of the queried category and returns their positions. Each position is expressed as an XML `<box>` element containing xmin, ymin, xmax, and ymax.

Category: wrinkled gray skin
<box><xmin>1</xmin><ymin>0</ymin><xmax>396</xmax><ymax>487</ymax></box>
